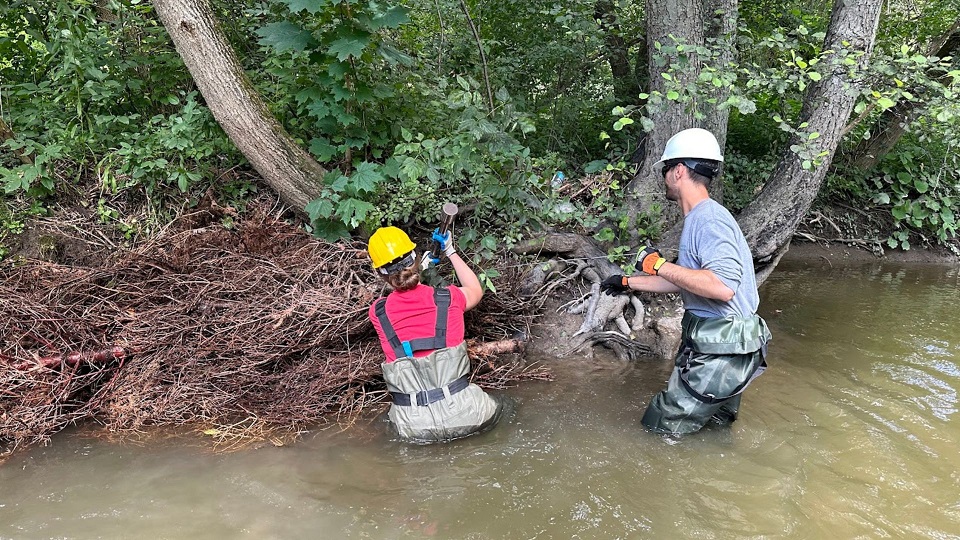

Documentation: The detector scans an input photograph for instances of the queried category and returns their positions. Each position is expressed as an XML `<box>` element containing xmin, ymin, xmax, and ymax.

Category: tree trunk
<box><xmin>595</xmin><ymin>0</ymin><xmax>640</xmax><ymax>105</ymax></box>
<box><xmin>153</xmin><ymin>0</ymin><xmax>326</xmax><ymax>211</ymax></box>
<box><xmin>622</xmin><ymin>0</ymin><xmax>706</xmax><ymax>235</ymax></box>
<box><xmin>736</xmin><ymin>0</ymin><xmax>883</xmax><ymax>282</ymax></box>
<box><xmin>700</xmin><ymin>0</ymin><xmax>738</xmax><ymax>204</ymax></box>
<box><xmin>845</xmin><ymin>19</ymin><xmax>960</xmax><ymax>170</ymax></box>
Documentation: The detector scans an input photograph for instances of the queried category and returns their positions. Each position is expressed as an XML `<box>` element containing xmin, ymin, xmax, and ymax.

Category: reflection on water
<box><xmin>2</xmin><ymin>259</ymin><xmax>959</xmax><ymax>539</ymax></box>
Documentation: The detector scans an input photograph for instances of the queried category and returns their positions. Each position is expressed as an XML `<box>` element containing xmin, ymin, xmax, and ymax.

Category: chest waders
<box><xmin>641</xmin><ymin>311</ymin><xmax>771</xmax><ymax>435</ymax></box>
<box><xmin>374</xmin><ymin>289</ymin><xmax>501</xmax><ymax>443</ymax></box>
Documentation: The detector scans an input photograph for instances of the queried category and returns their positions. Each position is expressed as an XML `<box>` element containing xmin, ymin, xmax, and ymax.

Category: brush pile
<box><xmin>1</xmin><ymin>201</ymin><xmax>549</xmax><ymax>460</ymax></box>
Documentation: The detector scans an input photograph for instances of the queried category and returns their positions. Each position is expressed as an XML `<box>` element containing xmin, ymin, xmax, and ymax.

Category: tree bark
<box><xmin>700</xmin><ymin>0</ymin><xmax>738</xmax><ymax>204</ymax></box>
<box><xmin>595</xmin><ymin>0</ymin><xmax>640</xmax><ymax>105</ymax></box>
<box><xmin>736</xmin><ymin>0</ymin><xmax>883</xmax><ymax>281</ymax></box>
<box><xmin>622</xmin><ymin>0</ymin><xmax>706</xmax><ymax>234</ymax></box>
<box><xmin>845</xmin><ymin>19</ymin><xmax>960</xmax><ymax>170</ymax></box>
<box><xmin>153</xmin><ymin>0</ymin><xmax>326</xmax><ymax>211</ymax></box>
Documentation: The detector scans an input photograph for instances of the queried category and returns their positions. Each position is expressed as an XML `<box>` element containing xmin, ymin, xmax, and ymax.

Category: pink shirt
<box><xmin>369</xmin><ymin>284</ymin><xmax>467</xmax><ymax>363</ymax></box>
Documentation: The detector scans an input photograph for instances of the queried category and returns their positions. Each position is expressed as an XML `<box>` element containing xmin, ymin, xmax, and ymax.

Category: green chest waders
<box><xmin>641</xmin><ymin>311</ymin><xmax>772</xmax><ymax>435</ymax></box>
<box><xmin>374</xmin><ymin>289</ymin><xmax>500</xmax><ymax>443</ymax></box>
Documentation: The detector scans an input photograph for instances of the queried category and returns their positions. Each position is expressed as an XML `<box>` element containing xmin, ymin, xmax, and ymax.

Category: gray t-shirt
<box><xmin>676</xmin><ymin>198</ymin><xmax>759</xmax><ymax>318</ymax></box>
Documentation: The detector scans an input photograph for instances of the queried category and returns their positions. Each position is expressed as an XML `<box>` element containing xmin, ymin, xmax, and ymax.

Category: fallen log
<box><xmin>468</xmin><ymin>338</ymin><xmax>525</xmax><ymax>358</ymax></box>
<box><xmin>11</xmin><ymin>346</ymin><xmax>127</xmax><ymax>371</ymax></box>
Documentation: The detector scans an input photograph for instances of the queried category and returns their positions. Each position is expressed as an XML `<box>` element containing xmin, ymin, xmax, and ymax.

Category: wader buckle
<box><xmin>390</xmin><ymin>374</ymin><xmax>471</xmax><ymax>406</ymax></box>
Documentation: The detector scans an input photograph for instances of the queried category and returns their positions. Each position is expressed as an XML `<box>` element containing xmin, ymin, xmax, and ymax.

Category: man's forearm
<box><xmin>655</xmin><ymin>262</ymin><xmax>734</xmax><ymax>301</ymax></box>
<box><xmin>625</xmin><ymin>274</ymin><xmax>682</xmax><ymax>294</ymax></box>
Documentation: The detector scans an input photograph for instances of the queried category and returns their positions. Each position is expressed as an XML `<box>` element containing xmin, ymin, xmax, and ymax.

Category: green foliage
<box><xmin>3</xmin><ymin>0</ymin><xmax>960</xmax><ymax>264</ymax></box>
<box><xmin>0</xmin><ymin>0</ymin><xmax>235</xmax><ymax>210</ymax></box>
<box><xmin>250</xmin><ymin>0</ymin><xmax>415</xmax><ymax>169</ymax></box>
<box><xmin>308</xmin><ymin>77</ymin><xmax>542</xmax><ymax>250</ymax></box>
<box><xmin>869</xmin><ymin>137</ymin><xmax>960</xmax><ymax>249</ymax></box>
<box><xmin>722</xmin><ymin>151</ymin><xmax>778</xmax><ymax>213</ymax></box>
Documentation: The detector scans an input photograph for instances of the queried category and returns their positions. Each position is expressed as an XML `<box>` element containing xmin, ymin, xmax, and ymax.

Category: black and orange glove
<box><xmin>599</xmin><ymin>274</ymin><xmax>630</xmax><ymax>296</ymax></box>
<box><xmin>637</xmin><ymin>245</ymin><xmax>666</xmax><ymax>275</ymax></box>
<box><xmin>600</xmin><ymin>274</ymin><xmax>630</xmax><ymax>296</ymax></box>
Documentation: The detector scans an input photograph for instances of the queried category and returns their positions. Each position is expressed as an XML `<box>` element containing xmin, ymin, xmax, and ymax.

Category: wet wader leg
<box><xmin>712</xmin><ymin>395</ymin><xmax>741</xmax><ymax>426</ymax></box>
<box><xmin>641</xmin><ymin>363</ymin><xmax>724</xmax><ymax>435</ymax></box>
<box><xmin>641</xmin><ymin>349</ymin><xmax>752</xmax><ymax>435</ymax></box>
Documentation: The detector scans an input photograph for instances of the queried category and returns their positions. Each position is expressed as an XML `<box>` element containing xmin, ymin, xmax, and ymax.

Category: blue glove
<box><xmin>431</xmin><ymin>229</ymin><xmax>456</xmax><ymax>257</ymax></box>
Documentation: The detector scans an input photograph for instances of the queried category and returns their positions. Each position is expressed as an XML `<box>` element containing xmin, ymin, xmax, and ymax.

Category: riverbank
<box><xmin>782</xmin><ymin>238</ymin><xmax>959</xmax><ymax>265</ymax></box>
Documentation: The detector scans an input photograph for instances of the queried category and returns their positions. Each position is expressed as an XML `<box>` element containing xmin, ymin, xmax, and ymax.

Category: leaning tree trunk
<box><xmin>622</xmin><ymin>0</ymin><xmax>706</xmax><ymax>233</ymax></box>
<box><xmin>154</xmin><ymin>0</ymin><xmax>326</xmax><ymax>211</ymax></box>
<box><xmin>845</xmin><ymin>19</ymin><xmax>960</xmax><ymax>170</ymax></box>
<box><xmin>737</xmin><ymin>0</ymin><xmax>883</xmax><ymax>283</ymax></box>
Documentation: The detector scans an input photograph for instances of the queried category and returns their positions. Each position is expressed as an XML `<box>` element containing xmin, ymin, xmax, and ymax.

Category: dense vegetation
<box><xmin>2</xmin><ymin>0</ymin><xmax>959</xmax><ymax>263</ymax></box>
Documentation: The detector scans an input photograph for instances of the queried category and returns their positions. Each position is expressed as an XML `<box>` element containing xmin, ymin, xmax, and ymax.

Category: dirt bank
<box><xmin>782</xmin><ymin>239</ymin><xmax>959</xmax><ymax>265</ymax></box>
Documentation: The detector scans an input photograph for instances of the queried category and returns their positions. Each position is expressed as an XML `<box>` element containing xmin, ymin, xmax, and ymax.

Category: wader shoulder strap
<box><xmin>678</xmin><ymin>343</ymin><xmax>768</xmax><ymax>405</ymax></box>
<box><xmin>374</xmin><ymin>288</ymin><xmax>451</xmax><ymax>359</ymax></box>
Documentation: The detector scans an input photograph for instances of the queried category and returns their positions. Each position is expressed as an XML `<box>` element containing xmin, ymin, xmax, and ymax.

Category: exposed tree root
<box><xmin>513</xmin><ymin>232</ymin><xmax>658</xmax><ymax>360</ymax></box>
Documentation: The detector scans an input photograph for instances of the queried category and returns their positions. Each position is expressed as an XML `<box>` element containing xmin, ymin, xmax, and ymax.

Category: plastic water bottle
<box><xmin>551</xmin><ymin>171</ymin><xmax>565</xmax><ymax>189</ymax></box>
<box><xmin>550</xmin><ymin>171</ymin><xmax>574</xmax><ymax>215</ymax></box>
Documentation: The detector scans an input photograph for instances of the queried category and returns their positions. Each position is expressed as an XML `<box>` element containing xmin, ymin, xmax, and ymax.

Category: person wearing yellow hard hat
<box><xmin>367</xmin><ymin>226</ymin><xmax>501</xmax><ymax>443</ymax></box>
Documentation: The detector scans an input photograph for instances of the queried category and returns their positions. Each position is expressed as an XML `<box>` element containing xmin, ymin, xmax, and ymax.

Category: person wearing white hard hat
<box><xmin>599</xmin><ymin>128</ymin><xmax>772</xmax><ymax>435</ymax></box>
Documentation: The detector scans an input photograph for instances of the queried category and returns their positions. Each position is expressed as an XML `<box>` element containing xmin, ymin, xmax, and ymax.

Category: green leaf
<box><xmin>281</xmin><ymin>0</ymin><xmax>330</xmax><ymax>14</ymax></box>
<box><xmin>807</xmin><ymin>71</ymin><xmax>822</xmax><ymax>81</ymax></box>
<box><xmin>666</xmin><ymin>90</ymin><xmax>680</xmax><ymax>100</ymax></box>
<box><xmin>329</xmin><ymin>174</ymin><xmax>349</xmax><ymax>193</ymax></box>
<box><xmin>327</xmin><ymin>61</ymin><xmax>350</xmax><ymax>78</ymax></box>
<box><xmin>338</xmin><ymin>198</ymin><xmax>375</xmax><ymax>226</ymax></box>
<box><xmin>311</xmin><ymin>219</ymin><xmax>350</xmax><ymax>241</ymax></box>
<box><xmin>371</xmin><ymin>6</ymin><xmax>410</xmax><ymax>29</ymax></box>
<box><xmin>584</xmin><ymin>160</ymin><xmax>608</xmax><ymax>174</ymax></box>
<box><xmin>735</xmin><ymin>99</ymin><xmax>757</xmax><ymax>115</ymax></box>
<box><xmin>305</xmin><ymin>197</ymin><xmax>335</xmax><ymax>220</ymax></box>
<box><xmin>255</xmin><ymin>22</ymin><xmax>313</xmax><ymax>53</ymax></box>
<box><xmin>914</xmin><ymin>180</ymin><xmax>929</xmax><ymax>193</ymax></box>
<box><xmin>613</xmin><ymin>117</ymin><xmax>634</xmax><ymax>131</ymax></box>
<box><xmin>328</xmin><ymin>36</ymin><xmax>369</xmax><ymax>61</ymax></box>
<box><xmin>309</xmin><ymin>138</ymin><xmax>337</xmax><ymax>162</ymax></box>
<box><xmin>876</xmin><ymin>97</ymin><xmax>895</xmax><ymax>109</ymax></box>
<box><xmin>377</xmin><ymin>43</ymin><xmax>414</xmax><ymax>66</ymax></box>
<box><xmin>399</xmin><ymin>157</ymin><xmax>426</xmax><ymax>181</ymax></box>
<box><xmin>481</xmin><ymin>235</ymin><xmax>497</xmax><ymax>251</ymax></box>
<box><xmin>350</xmin><ymin>162</ymin><xmax>383</xmax><ymax>194</ymax></box>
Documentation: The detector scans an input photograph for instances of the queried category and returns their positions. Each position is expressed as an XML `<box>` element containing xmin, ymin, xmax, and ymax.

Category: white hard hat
<box><xmin>654</xmin><ymin>128</ymin><xmax>724</xmax><ymax>168</ymax></box>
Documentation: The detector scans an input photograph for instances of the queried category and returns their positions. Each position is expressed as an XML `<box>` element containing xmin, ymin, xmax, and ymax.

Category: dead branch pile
<box><xmin>1</xmin><ymin>204</ymin><xmax>550</xmax><ymax>460</ymax></box>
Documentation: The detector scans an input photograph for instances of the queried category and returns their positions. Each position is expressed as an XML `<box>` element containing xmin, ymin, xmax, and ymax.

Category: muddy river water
<box><xmin>2</xmin><ymin>258</ymin><xmax>959</xmax><ymax>539</ymax></box>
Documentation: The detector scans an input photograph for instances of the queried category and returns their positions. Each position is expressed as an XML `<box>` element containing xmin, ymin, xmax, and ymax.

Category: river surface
<box><xmin>2</xmin><ymin>258</ymin><xmax>959</xmax><ymax>539</ymax></box>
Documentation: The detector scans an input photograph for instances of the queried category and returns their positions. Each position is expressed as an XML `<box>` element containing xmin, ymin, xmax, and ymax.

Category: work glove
<box><xmin>599</xmin><ymin>274</ymin><xmax>630</xmax><ymax>296</ymax></box>
<box><xmin>637</xmin><ymin>245</ymin><xmax>666</xmax><ymax>275</ymax></box>
<box><xmin>432</xmin><ymin>228</ymin><xmax>456</xmax><ymax>258</ymax></box>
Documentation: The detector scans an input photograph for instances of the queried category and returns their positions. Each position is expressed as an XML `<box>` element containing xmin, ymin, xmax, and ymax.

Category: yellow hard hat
<box><xmin>367</xmin><ymin>226</ymin><xmax>417</xmax><ymax>269</ymax></box>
